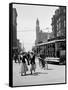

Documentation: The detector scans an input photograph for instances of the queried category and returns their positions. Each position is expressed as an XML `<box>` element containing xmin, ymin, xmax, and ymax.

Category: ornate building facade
<box><xmin>51</xmin><ymin>6</ymin><xmax>66</xmax><ymax>38</ymax></box>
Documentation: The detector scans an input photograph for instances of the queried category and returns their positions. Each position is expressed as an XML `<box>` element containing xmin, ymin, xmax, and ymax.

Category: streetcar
<box><xmin>35</xmin><ymin>37</ymin><xmax>66</xmax><ymax>65</ymax></box>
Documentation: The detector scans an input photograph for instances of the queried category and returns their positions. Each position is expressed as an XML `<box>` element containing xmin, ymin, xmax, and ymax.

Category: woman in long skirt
<box><xmin>30</xmin><ymin>52</ymin><xmax>36</xmax><ymax>74</ymax></box>
<box><xmin>20</xmin><ymin>54</ymin><xmax>28</xmax><ymax>76</ymax></box>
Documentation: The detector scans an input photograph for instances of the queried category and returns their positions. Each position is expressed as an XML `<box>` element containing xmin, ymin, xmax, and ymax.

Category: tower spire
<box><xmin>36</xmin><ymin>18</ymin><xmax>39</xmax><ymax>26</ymax></box>
<box><xmin>35</xmin><ymin>18</ymin><xmax>40</xmax><ymax>45</ymax></box>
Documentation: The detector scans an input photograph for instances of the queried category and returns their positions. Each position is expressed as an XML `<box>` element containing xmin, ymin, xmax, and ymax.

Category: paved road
<box><xmin>13</xmin><ymin>58</ymin><xmax>66</xmax><ymax>86</ymax></box>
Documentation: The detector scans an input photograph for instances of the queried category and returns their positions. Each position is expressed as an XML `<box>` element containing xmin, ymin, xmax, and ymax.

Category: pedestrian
<box><xmin>26</xmin><ymin>52</ymin><xmax>30</xmax><ymax>65</ymax></box>
<box><xmin>20</xmin><ymin>53</ymin><xmax>28</xmax><ymax>76</ymax></box>
<box><xmin>18</xmin><ymin>54</ymin><xmax>21</xmax><ymax>64</ymax></box>
<box><xmin>39</xmin><ymin>52</ymin><xmax>45</xmax><ymax>70</ymax></box>
<box><xmin>45</xmin><ymin>58</ymin><xmax>48</xmax><ymax>70</ymax></box>
<box><xmin>30</xmin><ymin>52</ymin><xmax>36</xmax><ymax>74</ymax></box>
<box><xmin>14</xmin><ymin>53</ymin><xmax>18</xmax><ymax>63</ymax></box>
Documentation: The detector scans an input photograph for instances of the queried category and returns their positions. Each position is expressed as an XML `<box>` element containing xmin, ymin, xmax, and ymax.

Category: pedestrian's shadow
<box><xmin>46</xmin><ymin>68</ymin><xmax>53</xmax><ymax>70</ymax></box>
<box><xmin>21</xmin><ymin>73</ymin><xmax>38</xmax><ymax>76</ymax></box>
<box><xmin>21</xmin><ymin>72</ymin><xmax>48</xmax><ymax>76</ymax></box>
<box><xmin>34</xmin><ymin>72</ymin><xmax>48</xmax><ymax>75</ymax></box>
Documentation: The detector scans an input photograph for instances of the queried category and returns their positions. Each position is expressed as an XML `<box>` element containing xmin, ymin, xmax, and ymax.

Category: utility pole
<box><xmin>46</xmin><ymin>27</ymin><xmax>50</xmax><ymax>39</ymax></box>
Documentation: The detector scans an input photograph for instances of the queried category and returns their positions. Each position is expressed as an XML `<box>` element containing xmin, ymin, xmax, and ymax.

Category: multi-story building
<box><xmin>50</xmin><ymin>6</ymin><xmax>66</xmax><ymax>57</ymax></box>
<box><xmin>51</xmin><ymin>6</ymin><xmax>66</xmax><ymax>38</ymax></box>
<box><xmin>35</xmin><ymin>18</ymin><xmax>50</xmax><ymax>45</ymax></box>
<box><xmin>12</xmin><ymin>8</ymin><xmax>17</xmax><ymax>49</ymax></box>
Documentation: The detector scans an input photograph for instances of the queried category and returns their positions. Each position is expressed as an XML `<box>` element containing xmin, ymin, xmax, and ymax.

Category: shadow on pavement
<box><xmin>21</xmin><ymin>72</ymin><xmax>48</xmax><ymax>76</ymax></box>
<box><xmin>46</xmin><ymin>68</ymin><xmax>53</xmax><ymax>70</ymax></box>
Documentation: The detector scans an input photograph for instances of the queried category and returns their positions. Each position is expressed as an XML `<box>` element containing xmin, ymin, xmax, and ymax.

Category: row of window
<box><xmin>52</xmin><ymin>19</ymin><xmax>66</xmax><ymax>37</ymax></box>
<box><xmin>36</xmin><ymin>41</ymin><xmax>66</xmax><ymax>54</ymax></box>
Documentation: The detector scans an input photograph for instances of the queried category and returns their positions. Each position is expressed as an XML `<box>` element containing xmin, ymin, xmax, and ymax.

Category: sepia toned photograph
<box><xmin>9</xmin><ymin>3</ymin><xmax>66</xmax><ymax>87</ymax></box>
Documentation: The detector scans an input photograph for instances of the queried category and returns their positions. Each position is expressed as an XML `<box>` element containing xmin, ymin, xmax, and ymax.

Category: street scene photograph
<box><xmin>11</xmin><ymin>3</ymin><xmax>66</xmax><ymax>86</ymax></box>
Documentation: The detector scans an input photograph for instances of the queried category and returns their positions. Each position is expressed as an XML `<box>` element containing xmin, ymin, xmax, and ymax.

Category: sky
<box><xmin>13</xmin><ymin>4</ymin><xmax>59</xmax><ymax>51</ymax></box>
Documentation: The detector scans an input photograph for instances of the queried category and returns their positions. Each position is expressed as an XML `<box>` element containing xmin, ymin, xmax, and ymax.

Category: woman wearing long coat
<box><xmin>20</xmin><ymin>54</ymin><xmax>28</xmax><ymax>76</ymax></box>
<box><xmin>30</xmin><ymin>52</ymin><xmax>36</xmax><ymax>74</ymax></box>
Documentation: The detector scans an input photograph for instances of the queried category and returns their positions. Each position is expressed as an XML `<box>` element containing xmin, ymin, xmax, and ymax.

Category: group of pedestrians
<box><xmin>13</xmin><ymin>50</ymin><xmax>48</xmax><ymax>76</ymax></box>
<box><xmin>19</xmin><ymin>52</ymin><xmax>36</xmax><ymax>76</ymax></box>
